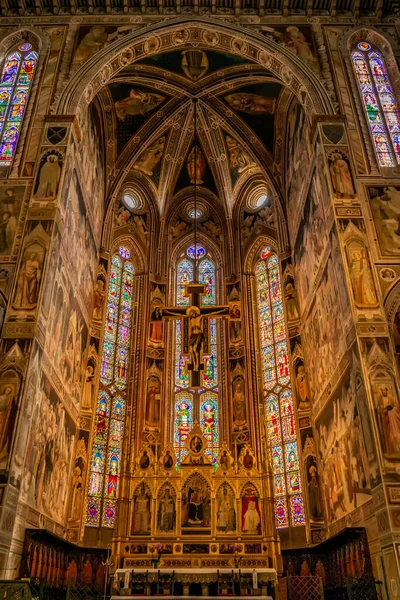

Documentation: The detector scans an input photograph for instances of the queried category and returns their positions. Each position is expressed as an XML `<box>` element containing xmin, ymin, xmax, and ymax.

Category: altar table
<box><xmin>112</xmin><ymin>568</ymin><xmax>277</xmax><ymax>598</ymax></box>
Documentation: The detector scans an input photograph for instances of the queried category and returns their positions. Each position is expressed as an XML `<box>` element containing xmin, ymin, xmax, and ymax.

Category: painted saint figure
<box><xmin>232</xmin><ymin>375</ymin><xmax>247</xmax><ymax>429</ymax></box>
<box><xmin>158</xmin><ymin>488</ymin><xmax>175</xmax><ymax>532</ymax></box>
<box><xmin>217</xmin><ymin>487</ymin><xmax>236</xmax><ymax>533</ymax></box>
<box><xmin>187</xmin><ymin>145</ymin><xmax>206</xmax><ymax>184</ymax></box>
<box><xmin>242</xmin><ymin>491</ymin><xmax>261</xmax><ymax>535</ymax></box>
<box><xmin>224</xmin><ymin>93</ymin><xmax>276</xmax><ymax>115</ymax></box>
<box><xmin>348</xmin><ymin>247</ymin><xmax>378</xmax><ymax>308</ymax></box>
<box><xmin>13</xmin><ymin>251</ymin><xmax>42</xmax><ymax>309</ymax></box>
<box><xmin>149</xmin><ymin>302</ymin><xmax>163</xmax><ymax>343</ymax></box>
<box><xmin>376</xmin><ymin>384</ymin><xmax>400</xmax><ymax>456</ymax></box>
<box><xmin>35</xmin><ymin>154</ymin><xmax>61</xmax><ymax>200</ymax></box>
<box><xmin>296</xmin><ymin>363</ymin><xmax>311</xmax><ymax>410</ymax></box>
<box><xmin>115</xmin><ymin>88</ymin><xmax>164</xmax><ymax>121</ymax></box>
<box><xmin>133</xmin><ymin>136</ymin><xmax>165</xmax><ymax>178</ymax></box>
<box><xmin>0</xmin><ymin>383</ymin><xmax>16</xmax><ymax>459</ymax></box>
<box><xmin>93</xmin><ymin>279</ymin><xmax>105</xmax><ymax>321</ymax></box>
<box><xmin>145</xmin><ymin>377</ymin><xmax>161</xmax><ymax>428</ymax></box>
<box><xmin>329</xmin><ymin>153</ymin><xmax>354</xmax><ymax>197</ymax></box>
<box><xmin>132</xmin><ymin>487</ymin><xmax>151</xmax><ymax>534</ymax></box>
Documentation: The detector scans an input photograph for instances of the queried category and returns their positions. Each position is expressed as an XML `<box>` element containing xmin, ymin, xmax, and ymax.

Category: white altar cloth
<box><xmin>114</xmin><ymin>567</ymin><xmax>277</xmax><ymax>583</ymax></box>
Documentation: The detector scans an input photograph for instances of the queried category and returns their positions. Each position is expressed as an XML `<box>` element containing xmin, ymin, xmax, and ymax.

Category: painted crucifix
<box><xmin>162</xmin><ymin>283</ymin><xmax>233</xmax><ymax>388</ymax></box>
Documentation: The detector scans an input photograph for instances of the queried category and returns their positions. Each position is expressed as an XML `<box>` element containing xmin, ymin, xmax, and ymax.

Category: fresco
<box><xmin>272</xmin><ymin>26</ymin><xmax>320</xmax><ymax>74</ymax></box>
<box><xmin>368</xmin><ymin>186</ymin><xmax>400</xmax><ymax>255</ymax></box>
<box><xmin>133</xmin><ymin>136</ymin><xmax>166</xmax><ymax>187</ymax></box>
<box><xmin>20</xmin><ymin>366</ymin><xmax>77</xmax><ymax>523</ymax></box>
<box><xmin>173</xmin><ymin>143</ymin><xmax>218</xmax><ymax>196</ymax></box>
<box><xmin>61</xmin><ymin>169</ymin><xmax>98</xmax><ymax>309</ymax></box>
<box><xmin>315</xmin><ymin>347</ymin><xmax>380</xmax><ymax>523</ymax></box>
<box><xmin>137</xmin><ymin>49</ymin><xmax>249</xmax><ymax>80</ymax></box>
<box><xmin>44</xmin><ymin>253</ymin><xmax>89</xmax><ymax>407</ymax></box>
<box><xmin>301</xmin><ymin>230</ymin><xmax>351</xmax><ymax>401</ymax></box>
<box><xmin>71</xmin><ymin>26</ymin><xmax>131</xmax><ymax>68</ymax></box>
<box><xmin>0</xmin><ymin>185</ymin><xmax>25</xmax><ymax>256</ymax></box>
<box><xmin>225</xmin><ymin>135</ymin><xmax>257</xmax><ymax>187</ymax></box>
<box><xmin>222</xmin><ymin>83</ymin><xmax>283</xmax><ymax>153</ymax></box>
<box><xmin>76</xmin><ymin>101</ymin><xmax>105</xmax><ymax>241</ymax></box>
<box><xmin>286</xmin><ymin>100</ymin><xmax>312</xmax><ymax>236</ymax></box>
<box><xmin>109</xmin><ymin>83</ymin><xmax>167</xmax><ymax>153</ymax></box>
<box><xmin>0</xmin><ymin>368</ymin><xmax>21</xmax><ymax>470</ymax></box>
<box><xmin>293</xmin><ymin>169</ymin><xmax>330</xmax><ymax>315</ymax></box>
<box><xmin>33</xmin><ymin>150</ymin><xmax>63</xmax><ymax>201</ymax></box>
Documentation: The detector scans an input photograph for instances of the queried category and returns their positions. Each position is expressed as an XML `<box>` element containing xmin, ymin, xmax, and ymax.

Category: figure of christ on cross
<box><xmin>162</xmin><ymin>283</ymin><xmax>230</xmax><ymax>388</ymax></box>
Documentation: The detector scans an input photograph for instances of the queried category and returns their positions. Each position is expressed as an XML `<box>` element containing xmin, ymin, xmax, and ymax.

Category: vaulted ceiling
<box><xmin>96</xmin><ymin>47</ymin><xmax>293</xmax><ymax>216</ymax></box>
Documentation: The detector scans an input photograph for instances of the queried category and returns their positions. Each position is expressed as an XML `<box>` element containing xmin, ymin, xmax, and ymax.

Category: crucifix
<box><xmin>162</xmin><ymin>98</ymin><xmax>235</xmax><ymax>388</ymax></box>
<box><xmin>162</xmin><ymin>283</ymin><xmax>230</xmax><ymax>388</ymax></box>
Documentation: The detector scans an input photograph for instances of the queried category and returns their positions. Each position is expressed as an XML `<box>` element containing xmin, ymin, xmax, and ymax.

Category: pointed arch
<box><xmin>86</xmin><ymin>245</ymin><xmax>136</xmax><ymax>528</ymax></box>
<box><xmin>0</xmin><ymin>40</ymin><xmax>38</xmax><ymax>165</ymax></box>
<box><xmin>351</xmin><ymin>42</ymin><xmax>400</xmax><ymax>167</ymax></box>
<box><xmin>253</xmin><ymin>244</ymin><xmax>305</xmax><ymax>529</ymax></box>
<box><xmin>173</xmin><ymin>245</ymin><xmax>221</xmax><ymax>466</ymax></box>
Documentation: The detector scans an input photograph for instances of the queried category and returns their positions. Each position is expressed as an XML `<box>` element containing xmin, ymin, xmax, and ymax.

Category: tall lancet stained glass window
<box><xmin>352</xmin><ymin>42</ymin><xmax>400</xmax><ymax>167</ymax></box>
<box><xmin>255</xmin><ymin>247</ymin><xmax>305</xmax><ymax>528</ymax></box>
<box><xmin>0</xmin><ymin>43</ymin><xmax>38</xmax><ymax>164</ymax></box>
<box><xmin>174</xmin><ymin>246</ymin><xmax>220</xmax><ymax>465</ymax></box>
<box><xmin>86</xmin><ymin>246</ymin><xmax>134</xmax><ymax>528</ymax></box>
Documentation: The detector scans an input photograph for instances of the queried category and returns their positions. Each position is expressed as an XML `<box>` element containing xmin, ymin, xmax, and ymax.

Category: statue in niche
<box><xmin>241</xmin><ymin>487</ymin><xmax>261</xmax><ymax>535</ymax></box>
<box><xmin>217</xmin><ymin>485</ymin><xmax>236</xmax><ymax>533</ymax></box>
<box><xmin>34</xmin><ymin>153</ymin><xmax>62</xmax><ymax>200</ymax></box>
<box><xmin>295</xmin><ymin>361</ymin><xmax>311</xmax><ymax>410</ymax></box>
<box><xmin>132</xmin><ymin>485</ymin><xmax>151</xmax><ymax>535</ymax></box>
<box><xmin>329</xmin><ymin>152</ymin><xmax>355</xmax><ymax>197</ymax></box>
<box><xmin>232</xmin><ymin>374</ymin><xmax>247</xmax><ymax>430</ymax></box>
<box><xmin>158</xmin><ymin>487</ymin><xmax>176</xmax><ymax>533</ymax></box>
<box><xmin>347</xmin><ymin>243</ymin><xmax>378</xmax><ymax>309</ymax></box>
<box><xmin>145</xmin><ymin>373</ymin><xmax>161</xmax><ymax>429</ymax></box>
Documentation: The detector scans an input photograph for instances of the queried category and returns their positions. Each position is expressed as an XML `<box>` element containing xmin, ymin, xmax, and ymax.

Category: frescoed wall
<box><xmin>0</xmin><ymin>13</ymin><xmax>399</xmax><ymax>593</ymax></box>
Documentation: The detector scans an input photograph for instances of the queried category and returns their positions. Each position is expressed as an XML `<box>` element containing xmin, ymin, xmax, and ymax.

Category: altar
<box><xmin>112</xmin><ymin>568</ymin><xmax>277</xmax><ymax>598</ymax></box>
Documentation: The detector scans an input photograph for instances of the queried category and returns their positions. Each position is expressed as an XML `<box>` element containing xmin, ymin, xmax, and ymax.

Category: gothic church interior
<box><xmin>0</xmin><ymin>9</ymin><xmax>400</xmax><ymax>600</ymax></box>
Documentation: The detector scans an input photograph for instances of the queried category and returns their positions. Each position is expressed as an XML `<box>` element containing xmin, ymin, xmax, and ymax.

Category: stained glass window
<box><xmin>174</xmin><ymin>249</ymin><xmax>220</xmax><ymax>465</ymax></box>
<box><xmin>86</xmin><ymin>246</ymin><xmax>134</xmax><ymax>528</ymax></box>
<box><xmin>0</xmin><ymin>44</ymin><xmax>38</xmax><ymax>165</ymax></box>
<box><xmin>352</xmin><ymin>43</ymin><xmax>400</xmax><ymax>167</ymax></box>
<box><xmin>200</xmin><ymin>393</ymin><xmax>219</xmax><ymax>461</ymax></box>
<box><xmin>255</xmin><ymin>247</ymin><xmax>305</xmax><ymax>528</ymax></box>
